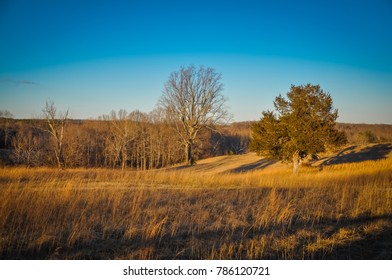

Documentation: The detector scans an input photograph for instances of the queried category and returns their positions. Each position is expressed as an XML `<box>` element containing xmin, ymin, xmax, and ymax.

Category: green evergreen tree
<box><xmin>250</xmin><ymin>84</ymin><xmax>346</xmax><ymax>173</ymax></box>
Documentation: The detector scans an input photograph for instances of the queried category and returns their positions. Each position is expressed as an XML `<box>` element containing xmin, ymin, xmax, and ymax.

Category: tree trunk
<box><xmin>292</xmin><ymin>151</ymin><xmax>301</xmax><ymax>174</ymax></box>
<box><xmin>56</xmin><ymin>142</ymin><xmax>65</xmax><ymax>169</ymax></box>
<box><xmin>142</xmin><ymin>140</ymin><xmax>146</xmax><ymax>171</ymax></box>
<box><xmin>121</xmin><ymin>147</ymin><xmax>127</xmax><ymax>171</ymax></box>
<box><xmin>185</xmin><ymin>142</ymin><xmax>195</xmax><ymax>165</ymax></box>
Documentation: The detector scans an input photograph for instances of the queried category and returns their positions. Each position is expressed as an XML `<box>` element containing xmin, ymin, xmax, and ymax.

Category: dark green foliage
<box><xmin>250</xmin><ymin>84</ymin><xmax>347</xmax><ymax>172</ymax></box>
<box><xmin>249</xmin><ymin>110</ymin><xmax>284</xmax><ymax>159</ymax></box>
<box><xmin>358</xmin><ymin>130</ymin><xmax>378</xmax><ymax>144</ymax></box>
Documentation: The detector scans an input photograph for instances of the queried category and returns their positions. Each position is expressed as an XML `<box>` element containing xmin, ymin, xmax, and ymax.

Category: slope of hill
<box><xmin>170</xmin><ymin>153</ymin><xmax>283</xmax><ymax>174</ymax></box>
<box><xmin>170</xmin><ymin>143</ymin><xmax>392</xmax><ymax>174</ymax></box>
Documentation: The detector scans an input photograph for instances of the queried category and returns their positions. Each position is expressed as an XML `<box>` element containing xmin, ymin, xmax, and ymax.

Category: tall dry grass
<box><xmin>0</xmin><ymin>155</ymin><xmax>391</xmax><ymax>259</ymax></box>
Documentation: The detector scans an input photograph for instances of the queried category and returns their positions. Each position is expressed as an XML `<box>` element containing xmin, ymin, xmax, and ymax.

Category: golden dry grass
<box><xmin>0</xmin><ymin>145</ymin><xmax>391</xmax><ymax>259</ymax></box>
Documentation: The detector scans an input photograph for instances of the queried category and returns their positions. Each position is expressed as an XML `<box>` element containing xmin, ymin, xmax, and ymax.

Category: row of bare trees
<box><xmin>4</xmin><ymin>108</ymin><xmax>248</xmax><ymax>169</ymax></box>
<box><xmin>98</xmin><ymin>109</ymin><xmax>184</xmax><ymax>170</ymax></box>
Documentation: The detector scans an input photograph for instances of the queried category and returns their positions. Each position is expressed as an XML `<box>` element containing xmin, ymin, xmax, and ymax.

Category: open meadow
<box><xmin>0</xmin><ymin>144</ymin><xmax>391</xmax><ymax>259</ymax></box>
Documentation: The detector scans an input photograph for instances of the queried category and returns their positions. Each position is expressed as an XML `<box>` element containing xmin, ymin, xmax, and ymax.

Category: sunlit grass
<box><xmin>0</xmin><ymin>154</ymin><xmax>391</xmax><ymax>259</ymax></box>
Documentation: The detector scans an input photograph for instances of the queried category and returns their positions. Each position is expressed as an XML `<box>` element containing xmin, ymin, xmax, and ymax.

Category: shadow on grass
<box><xmin>3</xmin><ymin>213</ymin><xmax>391</xmax><ymax>260</ymax></box>
<box><xmin>320</xmin><ymin>144</ymin><xmax>392</xmax><ymax>166</ymax></box>
<box><xmin>305</xmin><ymin>214</ymin><xmax>392</xmax><ymax>259</ymax></box>
<box><xmin>168</xmin><ymin>158</ymin><xmax>278</xmax><ymax>173</ymax></box>
<box><xmin>229</xmin><ymin>159</ymin><xmax>277</xmax><ymax>173</ymax></box>
<box><xmin>312</xmin><ymin>225</ymin><xmax>392</xmax><ymax>259</ymax></box>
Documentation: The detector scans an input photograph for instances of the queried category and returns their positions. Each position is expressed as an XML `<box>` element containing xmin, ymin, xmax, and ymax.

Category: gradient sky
<box><xmin>0</xmin><ymin>0</ymin><xmax>391</xmax><ymax>123</ymax></box>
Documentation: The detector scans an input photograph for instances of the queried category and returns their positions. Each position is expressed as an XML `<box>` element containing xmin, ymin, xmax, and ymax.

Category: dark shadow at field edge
<box><xmin>301</xmin><ymin>214</ymin><xmax>392</xmax><ymax>259</ymax></box>
<box><xmin>320</xmin><ymin>144</ymin><xmax>392</xmax><ymax>166</ymax></box>
<box><xmin>1</xmin><ymin>214</ymin><xmax>391</xmax><ymax>260</ymax></box>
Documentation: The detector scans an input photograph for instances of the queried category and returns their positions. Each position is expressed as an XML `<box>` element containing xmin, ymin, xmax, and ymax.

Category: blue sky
<box><xmin>0</xmin><ymin>0</ymin><xmax>391</xmax><ymax>123</ymax></box>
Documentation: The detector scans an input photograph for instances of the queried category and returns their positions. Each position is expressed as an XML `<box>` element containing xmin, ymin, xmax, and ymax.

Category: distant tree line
<box><xmin>0</xmin><ymin>110</ymin><xmax>249</xmax><ymax>168</ymax></box>
<box><xmin>1</xmin><ymin>112</ymin><xmax>391</xmax><ymax>169</ymax></box>
<box><xmin>335</xmin><ymin>123</ymin><xmax>392</xmax><ymax>144</ymax></box>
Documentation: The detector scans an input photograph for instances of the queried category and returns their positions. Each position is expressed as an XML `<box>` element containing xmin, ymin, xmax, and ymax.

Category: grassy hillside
<box><xmin>0</xmin><ymin>144</ymin><xmax>391</xmax><ymax>259</ymax></box>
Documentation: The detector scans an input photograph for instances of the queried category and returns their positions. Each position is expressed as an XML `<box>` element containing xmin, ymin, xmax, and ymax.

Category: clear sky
<box><xmin>0</xmin><ymin>0</ymin><xmax>391</xmax><ymax>123</ymax></box>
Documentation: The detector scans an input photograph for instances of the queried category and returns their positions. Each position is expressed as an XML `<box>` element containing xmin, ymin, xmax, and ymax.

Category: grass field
<box><xmin>0</xmin><ymin>144</ymin><xmax>391</xmax><ymax>259</ymax></box>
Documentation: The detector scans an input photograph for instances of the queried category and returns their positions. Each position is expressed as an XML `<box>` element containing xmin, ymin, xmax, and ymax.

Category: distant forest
<box><xmin>0</xmin><ymin>112</ymin><xmax>250</xmax><ymax>168</ymax></box>
<box><xmin>0</xmin><ymin>114</ymin><xmax>391</xmax><ymax>168</ymax></box>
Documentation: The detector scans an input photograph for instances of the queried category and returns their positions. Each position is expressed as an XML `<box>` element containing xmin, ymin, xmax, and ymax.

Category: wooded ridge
<box><xmin>0</xmin><ymin>116</ymin><xmax>391</xmax><ymax>169</ymax></box>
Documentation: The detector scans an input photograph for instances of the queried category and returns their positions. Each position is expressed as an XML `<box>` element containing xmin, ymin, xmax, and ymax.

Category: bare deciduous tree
<box><xmin>159</xmin><ymin>65</ymin><xmax>229</xmax><ymax>165</ymax></box>
<box><xmin>42</xmin><ymin>101</ymin><xmax>69</xmax><ymax>169</ymax></box>
<box><xmin>102</xmin><ymin>109</ymin><xmax>136</xmax><ymax>170</ymax></box>
<box><xmin>12</xmin><ymin>127</ymin><xmax>40</xmax><ymax>166</ymax></box>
